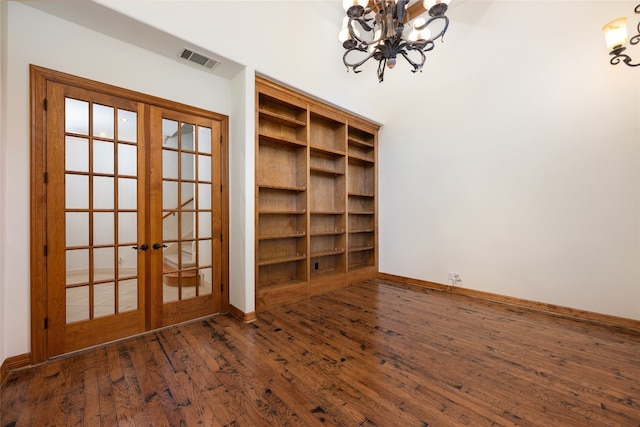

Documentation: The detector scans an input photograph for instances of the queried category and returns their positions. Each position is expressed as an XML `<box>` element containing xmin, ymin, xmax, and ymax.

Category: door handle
<box><xmin>132</xmin><ymin>244</ymin><xmax>149</xmax><ymax>251</ymax></box>
<box><xmin>153</xmin><ymin>243</ymin><xmax>167</xmax><ymax>250</ymax></box>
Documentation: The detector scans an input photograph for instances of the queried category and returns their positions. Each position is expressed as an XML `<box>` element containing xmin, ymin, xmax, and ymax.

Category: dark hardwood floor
<box><xmin>2</xmin><ymin>278</ymin><xmax>640</xmax><ymax>426</ymax></box>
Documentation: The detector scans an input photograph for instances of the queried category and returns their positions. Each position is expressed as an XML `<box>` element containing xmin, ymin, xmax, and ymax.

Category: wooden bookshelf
<box><xmin>255</xmin><ymin>77</ymin><xmax>379</xmax><ymax>310</ymax></box>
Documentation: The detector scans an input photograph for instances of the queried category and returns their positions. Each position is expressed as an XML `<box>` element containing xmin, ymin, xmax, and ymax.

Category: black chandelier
<box><xmin>339</xmin><ymin>0</ymin><xmax>451</xmax><ymax>82</ymax></box>
<box><xmin>603</xmin><ymin>4</ymin><xmax>640</xmax><ymax>67</ymax></box>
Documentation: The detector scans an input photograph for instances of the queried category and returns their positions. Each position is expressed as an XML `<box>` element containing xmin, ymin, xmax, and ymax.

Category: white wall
<box><xmin>0</xmin><ymin>1</ymin><xmax>234</xmax><ymax>362</ymax></box>
<box><xmin>229</xmin><ymin>67</ymin><xmax>256</xmax><ymax>314</ymax></box>
<box><xmin>0</xmin><ymin>0</ymin><xmax>7</xmax><ymax>366</ymax></box>
<box><xmin>378</xmin><ymin>1</ymin><xmax>640</xmax><ymax>319</ymax></box>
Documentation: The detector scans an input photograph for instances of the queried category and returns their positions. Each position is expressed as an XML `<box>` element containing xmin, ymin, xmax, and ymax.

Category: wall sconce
<box><xmin>603</xmin><ymin>4</ymin><xmax>640</xmax><ymax>66</ymax></box>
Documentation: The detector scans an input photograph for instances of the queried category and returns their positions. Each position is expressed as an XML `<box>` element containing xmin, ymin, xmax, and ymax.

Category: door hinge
<box><xmin>44</xmin><ymin>172</ymin><xmax>48</xmax><ymax>183</ymax></box>
<box><xmin>220</xmin><ymin>135</ymin><xmax>222</xmax><ymax>144</ymax></box>
<box><xmin>220</xmin><ymin>283</ymin><xmax>224</xmax><ymax>292</ymax></box>
<box><xmin>44</xmin><ymin>317</ymin><xmax>48</xmax><ymax>329</ymax></box>
<box><xmin>43</xmin><ymin>99</ymin><xmax>48</xmax><ymax>111</ymax></box>
<box><xmin>220</xmin><ymin>234</ymin><xmax>223</xmax><ymax>242</ymax></box>
<box><xmin>44</xmin><ymin>245</ymin><xmax>48</xmax><ymax>256</ymax></box>
<box><xmin>220</xmin><ymin>185</ymin><xmax>223</xmax><ymax>192</ymax></box>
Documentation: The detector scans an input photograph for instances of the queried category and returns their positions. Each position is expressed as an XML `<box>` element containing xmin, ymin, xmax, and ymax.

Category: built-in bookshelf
<box><xmin>347</xmin><ymin>125</ymin><xmax>376</xmax><ymax>272</ymax></box>
<box><xmin>255</xmin><ymin>77</ymin><xmax>378</xmax><ymax>311</ymax></box>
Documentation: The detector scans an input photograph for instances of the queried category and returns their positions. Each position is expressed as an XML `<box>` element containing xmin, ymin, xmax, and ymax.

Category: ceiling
<box><xmin>24</xmin><ymin>0</ymin><xmax>244</xmax><ymax>80</ymax></box>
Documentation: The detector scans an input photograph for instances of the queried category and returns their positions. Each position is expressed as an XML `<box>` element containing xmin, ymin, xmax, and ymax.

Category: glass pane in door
<box><xmin>161</xmin><ymin>119</ymin><xmax>214</xmax><ymax>302</ymax></box>
<box><xmin>64</xmin><ymin>99</ymin><xmax>140</xmax><ymax>323</ymax></box>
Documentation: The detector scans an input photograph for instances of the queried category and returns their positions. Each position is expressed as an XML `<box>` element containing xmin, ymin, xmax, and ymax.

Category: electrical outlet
<box><xmin>448</xmin><ymin>272</ymin><xmax>462</xmax><ymax>285</ymax></box>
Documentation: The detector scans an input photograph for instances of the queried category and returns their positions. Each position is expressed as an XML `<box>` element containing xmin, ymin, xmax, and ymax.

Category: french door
<box><xmin>45</xmin><ymin>83</ymin><xmax>146</xmax><ymax>356</ymax></box>
<box><xmin>149</xmin><ymin>107</ymin><xmax>223</xmax><ymax>328</ymax></box>
<box><xmin>31</xmin><ymin>66</ymin><xmax>228</xmax><ymax>359</ymax></box>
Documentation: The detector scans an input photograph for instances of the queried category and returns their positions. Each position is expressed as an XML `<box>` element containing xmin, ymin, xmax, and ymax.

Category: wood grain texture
<box><xmin>379</xmin><ymin>272</ymin><xmax>640</xmax><ymax>332</ymax></box>
<box><xmin>0</xmin><ymin>353</ymin><xmax>30</xmax><ymax>387</ymax></box>
<box><xmin>255</xmin><ymin>78</ymin><xmax>379</xmax><ymax>312</ymax></box>
<box><xmin>3</xmin><ymin>279</ymin><xmax>639</xmax><ymax>426</ymax></box>
<box><xmin>229</xmin><ymin>304</ymin><xmax>257</xmax><ymax>323</ymax></box>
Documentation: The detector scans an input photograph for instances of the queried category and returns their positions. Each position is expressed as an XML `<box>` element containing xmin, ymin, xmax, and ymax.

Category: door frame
<box><xmin>30</xmin><ymin>65</ymin><xmax>229</xmax><ymax>363</ymax></box>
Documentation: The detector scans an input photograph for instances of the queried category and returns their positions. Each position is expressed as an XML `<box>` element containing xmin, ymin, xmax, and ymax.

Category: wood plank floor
<box><xmin>2</xmin><ymin>278</ymin><xmax>640</xmax><ymax>426</ymax></box>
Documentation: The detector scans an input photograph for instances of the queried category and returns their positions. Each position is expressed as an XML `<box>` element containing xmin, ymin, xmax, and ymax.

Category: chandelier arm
<box><xmin>408</xmin><ymin>39</ymin><xmax>435</xmax><ymax>53</ymax></box>
<box><xmin>351</xmin><ymin>15</ymin><xmax>374</xmax><ymax>33</ymax></box>
<box><xmin>398</xmin><ymin>49</ymin><xmax>426</xmax><ymax>72</ymax></box>
<box><xmin>416</xmin><ymin>15</ymin><xmax>450</xmax><ymax>43</ymax></box>
<box><xmin>348</xmin><ymin>16</ymin><xmax>374</xmax><ymax>45</ymax></box>
<box><xmin>343</xmin><ymin>47</ymin><xmax>377</xmax><ymax>72</ymax></box>
<box><xmin>345</xmin><ymin>3</ymin><xmax>377</xmax><ymax>45</ymax></box>
<box><xmin>610</xmin><ymin>51</ymin><xmax>640</xmax><ymax>67</ymax></box>
<box><xmin>424</xmin><ymin>40</ymin><xmax>436</xmax><ymax>52</ymax></box>
<box><xmin>399</xmin><ymin>41</ymin><xmax>427</xmax><ymax>71</ymax></box>
<box><xmin>377</xmin><ymin>57</ymin><xmax>387</xmax><ymax>82</ymax></box>
<box><xmin>348</xmin><ymin>18</ymin><xmax>387</xmax><ymax>49</ymax></box>
<box><xmin>630</xmin><ymin>4</ymin><xmax>640</xmax><ymax>45</ymax></box>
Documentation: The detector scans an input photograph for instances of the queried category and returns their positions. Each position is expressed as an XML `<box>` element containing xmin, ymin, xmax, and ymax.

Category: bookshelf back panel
<box><xmin>310</xmin><ymin>150</ymin><xmax>345</xmax><ymax>174</ymax></box>
<box><xmin>259</xmin><ymin>93</ymin><xmax>307</xmax><ymax>123</ymax></box>
<box><xmin>348</xmin><ymin>196</ymin><xmax>374</xmax><ymax>213</ymax></box>
<box><xmin>259</xmin><ymin>214</ymin><xmax>307</xmax><ymax>237</ymax></box>
<box><xmin>259</xmin><ymin>189</ymin><xmax>306</xmax><ymax>212</ymax></box>
<box><xmin>310</xmin><ymin>114</ymin><xmax>346</xmax><ymax>152</ymax></box>
<box><xmin>258</xmin><ymin>144</ymin><xmax>306</xmax><ymax>188</ymax></box>
<box><xmin>259</xmin><ymin>119</ymin><xmax>307</xmax><ymax>143</ymax></box>
<box><xmin>311</xmin><ymin>215</ymin><xmax>345</xmax><ymax>235</ymax></box>
<box><xmin>348</xmin><ymin>214</ymin><xmax>374</xmax><ymax>232</ymax></box>
<box><xmin>348</xmin><ymin>250</ymin><xmax>374</xmax><ymax>269</ymax></box>
<box><xmin>348</xmin><ymin>127</ymin><xmax>375</xmax><ymax>145</ymax></box>
<box><xmin>258</xmin><ymin>261</ymin><xmax>306</xmax><ymax>286</ymax></box>
<box><xmin>311</xmin><ymin>254</ymin><xmax>345</xmax><ymax>276</ymax></box>
<box><xmin>348</xmin><ymin>144</ymin><xmax>374</xmax><ymax>162</ymax></box>
<box><xmin>258</xmin><ymin>237</ymin><xmax>306</xmax><ymax>260</ymax></box>
<box><xmin>310</xmin><ymin>174</ymin><xmax>345</xmax><ymax>212</ymax></box>
<box><xmin>349</xmin><ymin>232</ymin><xmax>374</xmax><ymax>249</ymax></box>
<box><xmin>348</xmin><ymin>161</ymin><xmax>374</xmax><ymax>195</ymax></box>
<box><xmin>311</xmin><ymin>234</ymin><xmax>346</xmax><ymax>254</ymax></box>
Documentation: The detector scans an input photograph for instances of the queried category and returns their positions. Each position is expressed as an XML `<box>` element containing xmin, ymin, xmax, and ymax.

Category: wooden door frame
<box><xmin>30</xmin><ymin>65</ymin><xmax>229</xmax><ymax>364</ymax></box>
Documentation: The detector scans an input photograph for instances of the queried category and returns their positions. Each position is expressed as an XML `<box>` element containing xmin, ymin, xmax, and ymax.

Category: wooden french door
<box><xmin>34</xmin><ymin>67</ymin><xmax>227</xmax><ymax>359</ymax></box>
<box><xmin>148</xmin><ymin>107</ymin><xmax>223</xmax><ymax>328</ymax></box>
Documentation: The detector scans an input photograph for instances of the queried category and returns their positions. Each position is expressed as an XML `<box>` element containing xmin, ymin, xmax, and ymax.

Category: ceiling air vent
<box><xmin>179</xmin><ymin>48</ymin><xmax>220</xmax><ymax>70</ymax></box>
